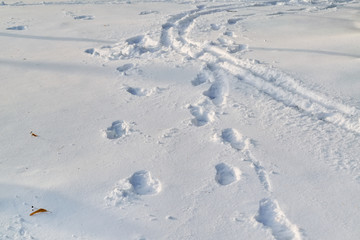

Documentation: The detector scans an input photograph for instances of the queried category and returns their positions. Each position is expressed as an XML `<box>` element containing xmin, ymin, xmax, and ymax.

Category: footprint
<box><xmin>127</xmin><ymin>87</ymin><xmax>150</xmax><ymax>97</ymax></box>
<box><xmin>210</xmin><ymin>23</ymin><xmax>221</xmax><ymax>31</ymax></box>
<box><xmin>129</xmin><ymin>170</ymin><xmax>161</xmax><ymax>195</ymax></box>
<box><xmin>227</xmin><ymin>44</ymin><xmax>248</xmax><ymax>54</ymax></box>
<box><xmin>221</xmin><ymin>128</ymin><xmax>249</xmax><ymax>151</ymax></box>
<box><xmin>188</xmin><ymin>104</ymin><xmax>215</xmax><ymax>126</ymax></box>
<box><xmin>139</xmin><ymin>10</ymin><xmax>159</xmax><ymax>15</ymax></box>
<box><xmin>74</xmin><ymin>15</ymin><xmax>94</xmax><ymax>20</ymax></box>
<box><xmin>105</xmin><ymin>170</ymin><xmax>161</xmax><ymax>206</ymax></box>
<box><xmin>215</xmin><ymin>163</ymin><xmax>241</xmax><ymax>185</ymax></box>
<box><xmin>203</xmin><ymin>79</ymin><xmax>229</xmax><ymax>106</ymax></box>
<box><xmin>255</xmin><ymin>198</ymin><xmax>302</xmax><ymax>240</ymax></box>
<box><xmin>227</xmin><ymin>18</ymin><xmax>243</xmax><ymax>25</ymax></box>
<box><xmin>117</xmin><ymin>63</ymin><xmax>134</xmax><ymax>75</ymax></box>
<box><xmin>105</xmin><ymin>120</ymin><xmax>131</xmax><ymax>139</ymax></box>
<box><xmin>166</xmin><ymin>215</ymin><xmax>177</xmax><ymax>220</ymax></box>
<box><xmin>6</xmin><ymin>25</ymin><xmax>27</xmax><ymax>30</ymax></box>
<box><xmin>192</xmin><ymin>70</ymin><xmax>212</xmax><ymax>86</ymax></box>
<box><xmin>126</xmin><ymin>35</ymin><xmax>144</xmax><ymax>45</ymax></box>
<box><xmin>223</xmin><ymin>31</ymin><xmax>235</xmax><ymax>37</ymax></box>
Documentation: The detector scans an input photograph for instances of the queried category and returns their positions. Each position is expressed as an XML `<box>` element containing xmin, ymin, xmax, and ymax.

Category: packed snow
<box><xmin>1</xmin><ymin>0</ymin><xmax>360</xmax><ymax>239</ymax></box>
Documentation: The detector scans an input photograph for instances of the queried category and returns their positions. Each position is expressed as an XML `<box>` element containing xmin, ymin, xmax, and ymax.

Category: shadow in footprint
<box><xmin>74</xmin><ymin>15</ymin><xmax>94</xmax><ymax>20</ymax></box>
<box><xmin>6</xmin><ymin>25</ymin><xmax>27</xmax><ymax>30</ymax></box>
<box><xmin>127</xmin><ymin>87</ymin><xmax>149</xmax><ymax>97</ymax></box>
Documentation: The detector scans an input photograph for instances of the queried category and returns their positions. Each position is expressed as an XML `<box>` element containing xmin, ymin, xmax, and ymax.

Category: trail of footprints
<box><xmin>88</xmin><ymin>3</ymin><xmax>360</xmax><ymax>239</ymax></box>
<box><xmin>96</xmin><ymin>5</ymin><xmax>303</xmax><ymax>240</ymax></box>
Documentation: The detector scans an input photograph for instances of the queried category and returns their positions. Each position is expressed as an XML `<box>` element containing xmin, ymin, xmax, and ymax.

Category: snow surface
<box><xmin>1</xmin><ymin>0</ymin><xmax>360</xmax><ymax>239</ymax></box>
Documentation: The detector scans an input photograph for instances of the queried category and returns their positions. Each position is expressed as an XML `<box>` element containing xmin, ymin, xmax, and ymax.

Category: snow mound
<box><xmin>105</xmin><ymin>170</ymin><xmax>161</xmax><ymax>207</ymax></box>
<box><xmin>255</xmin><ymin>198</ymin><xmax>302</xmax><ymax>240</ymax></box>
<box><xmin>215</xmin><ymin>163</ymin><xmax>241</xmax><ymax>186</ymax></box>
<box><xmin>105</xmin><ymin>120</ymin><xmax>130</xmax><ymax>139</ymax></box>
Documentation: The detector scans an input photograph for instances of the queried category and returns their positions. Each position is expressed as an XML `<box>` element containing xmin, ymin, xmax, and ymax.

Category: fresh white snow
<box><xmin>1</xmin><ymin>0</ymin><xmax>360</xmax><ymax>239</ymax></box>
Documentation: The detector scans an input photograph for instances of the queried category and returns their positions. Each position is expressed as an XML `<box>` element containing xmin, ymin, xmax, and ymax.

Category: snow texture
<box><xmin>1</xmin><ymin>0</ymin><xmax>359</xmax><ymax>239</ymax></box>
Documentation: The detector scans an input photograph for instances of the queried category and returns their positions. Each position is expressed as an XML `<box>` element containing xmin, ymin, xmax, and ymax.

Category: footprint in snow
<box><xmin>130</xmin><ymin>170</ymin><xmax>161</xmax><ymax>195</ymax></box>
<box><xmin>139</xmin><ymin>10</ymin><xmax>159</xmax><ymax>15</ymax></box>
<box><xmin>105</xmin><ymin>170</ymin><xmax>161</xmax><ymax>206</ymax></box>
<box><xmin>215</xmin><ymin>163</ymin><xmax>241</xmax><ymax>185</ymax></box>
<box><xmin>117</xmin><ymin>63</ymin><xmax>134</xmax><ymax>75</ymax></box>
<box><xmin>227</xmin><ymin>44</ymin><xmax>248</xmax><ymax>54</ymax></box>
<box><xmin>227</xmin><ymin>18</ymin><xmax>243</xmax><ymax>25</ymax></box>
<box><xmin>127</xmin><ymin>87</ymin><xmax>150</xmax><ymax>97</ymax></box>
<box><xmin>105</xmin><ymin>120</ymin><xmax>131</xmax><ymax>139</ymax></box>
<box><xmin>188</xmin><ymin>104</ymin><xmax>215</xmax><ymax>127</ymax></box>
<box><xmin>6</xmin><ymin>25</ymin><xmax>27</xmax><ymax>30</ymax></box>
<box><xmin>255</xmin><ymin>198</ymin><xmax>302</xmax><ymax>240</ymax></box>
<box><xmin>210</xmin><ymin>23</ymin><xmax>221</xmax><ymax>31</ymax></box>
<box><xmin>223</xmin><ymin>31</ymin><xmax>236</xmax><ymax>37</ymax></box>
<box><xmin>203</xmin><ymin>79</ymin><xmax>229</xmax><ymax>106</ymax></box>
<box><xmin>74</xmin><ymin>15</ymin><xmax>94</xmax><ymax>20</ymax></box>
<box><xmin>192</xmin><ymin>70</ymin><xmax>212</xmax><ymax>86</ymax></box>
<box><xmin>221</xmin><ymin>128</ymin><xmax>250</xmax><ymax>151</ymax></box>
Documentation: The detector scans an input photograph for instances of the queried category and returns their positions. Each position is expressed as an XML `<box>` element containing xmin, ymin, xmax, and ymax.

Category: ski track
<box><xmin>87</xmin><ymin>2</ymin><xmax>360</xmax><ymax>136</ymax></box>
<box><xmin>87</xmin><ymin>2</ymin><xmax>359</xmax><ymax>239</ymax></box>
<box><xmin>166</xmin><ymin>3</ymin><xmax>358</xmax><ymax>135</ymax></box>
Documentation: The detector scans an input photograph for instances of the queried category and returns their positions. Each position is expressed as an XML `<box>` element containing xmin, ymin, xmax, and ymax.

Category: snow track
<box><xmin>89</xmin><ymin>2</ymin><xmax>360</xmax><ymax>134</ymax></box>
<box><xmin>88</xmin><ymin>3</ymin><xmax>336</xmax><ymax>238</ymax></box>
<box><xmin>82</xmin><ymin>1</ymin><xmax>360</xmax><ymax>237</ymax></box>
<box><xmin>1</xmin><ymin>0</ymin><xmax>359</xmax><ymax>239</ymax></box>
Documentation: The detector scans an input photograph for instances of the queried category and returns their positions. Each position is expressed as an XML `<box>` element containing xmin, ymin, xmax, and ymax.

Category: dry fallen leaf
<box><xmin>30</xmin><ymin>131</ymin><xmax>38</xmax><ymax>137</ymax></box>
<box><xmin>30</xmin><ymin>208</ymin><xmax>49</xmax><ymax>216</ymax></box>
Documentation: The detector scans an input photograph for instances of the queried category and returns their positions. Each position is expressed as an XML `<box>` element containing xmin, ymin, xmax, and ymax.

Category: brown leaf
<box><xmin>30</xmin><ymin>131</ymin><xmax>38</xmax><ymax>137</ymax></box>
<box><xmin>30</xmin><ymin>208</ymin><xmax>49</xmax><ymax>216</ymax></box>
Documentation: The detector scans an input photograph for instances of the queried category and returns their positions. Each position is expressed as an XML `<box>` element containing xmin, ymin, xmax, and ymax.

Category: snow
<box><xmin>1</xmin><ymin>0</ymin><xmax>360</xmax><ymax>239</ymax></box>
